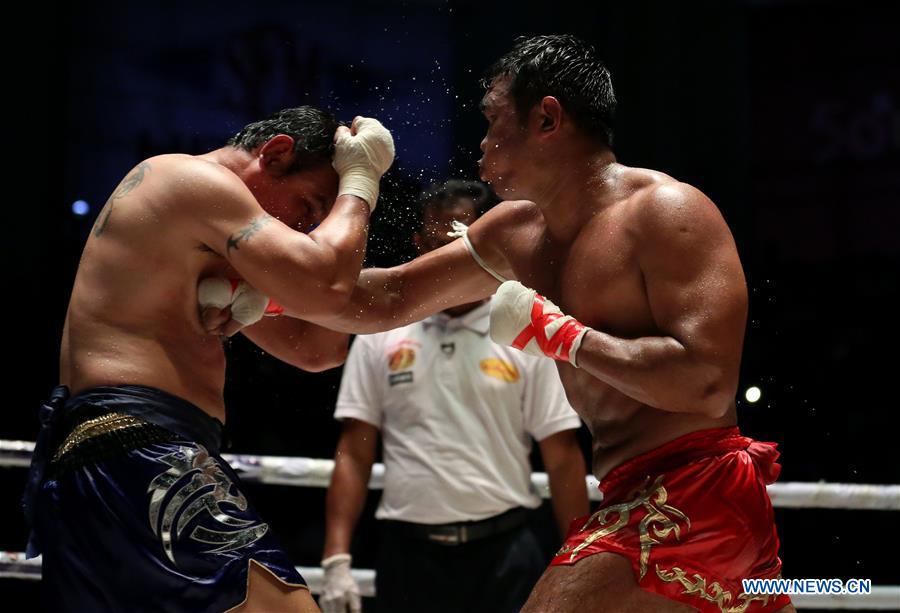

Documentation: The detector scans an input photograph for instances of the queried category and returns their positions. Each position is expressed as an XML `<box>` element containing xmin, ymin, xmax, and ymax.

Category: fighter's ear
<box><xmin>257</xmin><ymin>135</ymin><xmax>297</xmax><ymax>174</ymax></box>
<box><xmin>536</xmin><ymin>96</ymin><xmax>563</xmax><ymax>134</ymax></box>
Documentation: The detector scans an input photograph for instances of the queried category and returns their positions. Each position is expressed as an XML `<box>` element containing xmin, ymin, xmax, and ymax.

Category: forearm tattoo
<box><xmin>227</xmin><ymin>214</ymin><xmax>273</xmax><ymax>255</ymax></box>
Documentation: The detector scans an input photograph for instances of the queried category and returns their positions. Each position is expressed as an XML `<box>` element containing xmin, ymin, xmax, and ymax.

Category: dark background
<box><xmin>5</xmin><ymin>0</ymin><xmax>898</xmax><ymax>609</ymax></box>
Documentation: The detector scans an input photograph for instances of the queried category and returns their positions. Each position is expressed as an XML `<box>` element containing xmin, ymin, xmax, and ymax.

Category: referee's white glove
<box><xmin>320</xmin><ymin>553</ymin><xmax>361</xmax><ymax>613</ymax></box>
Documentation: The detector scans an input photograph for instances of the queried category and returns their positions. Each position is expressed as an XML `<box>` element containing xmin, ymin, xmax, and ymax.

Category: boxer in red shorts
<box><xmin>214</xmin><ymin>35</ymin><xmax>794</xmax><ymax>612</ymax></box>
<box><xmin>552</xmin><ymin>427</ymin><xmax>790</xmax><ymax>612</ymax></box>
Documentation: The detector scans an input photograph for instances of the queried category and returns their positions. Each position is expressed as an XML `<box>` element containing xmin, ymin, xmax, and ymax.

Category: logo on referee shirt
<box><xmin>387</xmin><ymin>341</ymin><xmax>417</xmax><ymax>372</ymax></box>
<box><xmin>479</xmin><ymin>358</ymin><xmax>520</xmax><ymax>383</ymax></box>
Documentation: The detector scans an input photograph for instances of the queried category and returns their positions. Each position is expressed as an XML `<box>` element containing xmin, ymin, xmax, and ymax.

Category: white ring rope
<box><xmin>1</xmin><ymin>552</ymin><xmax>898</xmax><ymax>610</ymax></box>
<box><xmin>1</xmin><ymin>440</ymin><xmax>898</xmax><ymax>510</ymax></box>
<box><xmin>0</xmin><ymin>551</ymin><xmax>378</xmax><ymax>594</ymax></box>
<box><xmin>2</xmin><ymin>439</ymin><xmax>899</xmax><ymax>609</ymax></box>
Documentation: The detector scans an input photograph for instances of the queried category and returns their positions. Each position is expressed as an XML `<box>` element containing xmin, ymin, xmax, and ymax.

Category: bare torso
<box><xmin>489</xmin><ymin>166</ymin><xmax>738</xmax><ymax>478</ymax></box>
<box><xmin>60</xmin><ymin>154</ymin><xmax>235</xmax><ymax>421</ymax></box>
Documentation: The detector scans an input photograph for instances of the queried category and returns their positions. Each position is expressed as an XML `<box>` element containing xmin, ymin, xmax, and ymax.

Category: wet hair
<box><xmin>227</xmin><ymin>106</ymin><xmax>339</xmax><ymax>171</ymax></box>
<box><xmin>482</xmin><ymin>34</ymin><xmax>616</xmax><ymax>147</ymax></box>
<box><xmin>419</xmin><ymin>180</ymin><xmax>492</xmax><ymax>226</ymax></box>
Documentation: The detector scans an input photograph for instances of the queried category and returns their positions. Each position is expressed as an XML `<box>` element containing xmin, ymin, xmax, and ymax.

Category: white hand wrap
<box><xmin>490</xmin><ymin>280</ymin><xmax>590</xmax><ymax>367</ymax></box>
<box><xmin>332</xmin><ymin>117</ymin><xmax>395</xmax><ymax>211</ymax></box>
<box><xmin>320</xmin><ymin>553</ymin><xmax>361</xmax><ymax>613</ymax></box>
<box><xmin>197</xmin><ymin>277</ymin><xmax>269</xmax><ymax>327</ymax></box>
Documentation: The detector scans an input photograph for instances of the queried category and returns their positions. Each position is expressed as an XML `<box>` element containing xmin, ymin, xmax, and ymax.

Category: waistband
<box><xmin>23</xmin><ymin>384</ymin><xmax>224</xmax><ymax>557</ymax></box>
<box><xmin>599</xmin><ymin>427</ymin><xmax>782</xmax><ymax>498</ymax></box>
<box><xmin>60</xmin><ymin>385</ymin><xmax>223</xmax><ymax>452</ymax></box>
<box><xmin>381</xmin><ymin>507</ymin><xmax>528</xmax><ymax>546</ymax></box>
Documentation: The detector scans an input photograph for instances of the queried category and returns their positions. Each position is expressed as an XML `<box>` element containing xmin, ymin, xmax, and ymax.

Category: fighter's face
<box><xmin>478</xmin><ymin>80</ymin><xmax>533</xmax><ymax>199</ymax></box>
<box><xmin>251</xmin><ymin>161</ymin><xmax>339</xmax><ymax>232</ymax></box>
<box><xmin>414</xmin><ymin>200</ymin><xmax>478</xmax><ymax>255</ymax></box>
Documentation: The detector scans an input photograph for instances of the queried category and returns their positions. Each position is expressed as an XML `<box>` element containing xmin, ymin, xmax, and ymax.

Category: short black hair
<box><xmin>419</xmin><ymin>180</ymin><xmax>492</xmax><ymax>221</ymax></box>
<box><xmin>227</xmin><ymin>106</ymin><xmax>339</xmax><ymax>171</ymax></box>
<box><xmin>483</xmin><ymin>34</ymin><xmax>616</xmax><ymax>147</ymax></box>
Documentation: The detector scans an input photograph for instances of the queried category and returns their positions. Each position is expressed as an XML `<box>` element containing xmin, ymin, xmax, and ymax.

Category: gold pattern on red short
<box><xmin>550</xmin><ymin>428</ymin><xmax>791</xmax><ymax>613</ymax></box>
<box><xmin>551</xmin><ymin>427</ymin><xmax>791</xmax><ymax>613</ymax></box>
<box><xmin>557</xmin><ymin>475</ymin><xmax>690</xmax><ymax>579</ymax></box>
<box><xmin>655</xmin><ymin>566</ymin><xmax>774</xmax><ymax>613</ymax></box>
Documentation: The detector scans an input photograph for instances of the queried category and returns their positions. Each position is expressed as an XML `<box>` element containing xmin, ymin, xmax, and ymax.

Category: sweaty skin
<box><xmin>306</xmin><ymin>68</ymin><xmax>788</xmax><ymax>613</ymax></box>
<box><xmin>319</xmin><ymin>168</ymin><xmax>745</xmax><ymax>480</ymax></box>
<box><xmin>314</xmin><ymin>80</ymin><xmax>746</xmax><ymax>480</ymax></box>
<box><xmin>62</xmin><ymin>136</ymin><xmax>369</xmax><ymax>424</ymax></box>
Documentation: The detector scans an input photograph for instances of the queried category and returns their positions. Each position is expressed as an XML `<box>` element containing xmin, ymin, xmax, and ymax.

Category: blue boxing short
<box><xmin>23</xmin><ymin>385</ymin><xmax>307</xmax><ymax>612</ymax></box>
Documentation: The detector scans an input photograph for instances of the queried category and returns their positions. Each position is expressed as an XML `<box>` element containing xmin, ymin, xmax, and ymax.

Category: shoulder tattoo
<box><xmin>92</xmin><ymin>161</ymin><xmax>151</xmax><ymax>237</ymax></box>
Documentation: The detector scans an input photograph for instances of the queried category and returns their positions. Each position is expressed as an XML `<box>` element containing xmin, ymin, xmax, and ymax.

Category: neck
<box><xmin>533</xmin><ymin>148</ymin><xmax>619</xmax><ymax>243</ymax></box>
<box><xmin>200</xmin><ymin>147</ymin><xmax>255</xmax><ymax>179</ymax></box>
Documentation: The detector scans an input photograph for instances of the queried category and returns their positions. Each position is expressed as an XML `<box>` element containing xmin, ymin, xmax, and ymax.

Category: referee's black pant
<box><xmin>374</xmin><ymin>513</ymin><xmax>546</xmax><ymax>613</ymax></box>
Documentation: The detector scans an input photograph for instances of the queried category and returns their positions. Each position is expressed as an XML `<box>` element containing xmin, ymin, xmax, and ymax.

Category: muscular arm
<box><xmin>191</xmin><ymin>165</ymin><xmax>371</xmax><ymax>319</ymax></box>
<box><xmin>538</xmin><ymin>429</ymin><xmax>589</xmax><ymax>539</ymax></box>
<box><xmin>240</xmin><ymin>315</ymin><xmax>349</xmax><ymax>372</ymax></box>
<box><xmin>316</xmin><ymin>240</ymin><xmax>499</xmax><ymax>334</ymax></box>
<box><xmin>323</xmin><ymin>419</ymin><xmax>379</xmax><ymax>557</ymax></box>
<box><xmin>312</xmin><ymin>201</ymin><xmax>534</xmax><ymax>334</ymax></box>
<box><xmin>575</xmin><ymin>183</ymin><xmax>748</xmax><ymax>417</ymax></box>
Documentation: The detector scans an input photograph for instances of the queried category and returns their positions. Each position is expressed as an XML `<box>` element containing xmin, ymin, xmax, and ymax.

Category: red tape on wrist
<box><xmin>511</xmin><ymin>294</ymin><xmax>585</xmax><ymax>361</ymax></box>
<box><xmin>265</xmin><ymin>300</ymin><xmax>284</xmax><ymax>316</ymax></box>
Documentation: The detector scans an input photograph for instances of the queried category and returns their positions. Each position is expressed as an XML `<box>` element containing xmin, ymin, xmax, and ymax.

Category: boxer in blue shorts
<box><xmin>23</xmin><ymin>107</ymin><xmax>394</xmax><ymax>611</ymax></box>
<box><xmin>28</xmin><ymin>385</ymin><xmax>309</xmax><ymax>611</ymax></box>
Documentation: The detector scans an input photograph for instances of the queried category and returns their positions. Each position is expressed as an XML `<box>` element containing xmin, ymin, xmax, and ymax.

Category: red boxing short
<box><xmin>552</xmin><ymin>427</ymin><xmax>791</xmax><ymax>613</ymax></box>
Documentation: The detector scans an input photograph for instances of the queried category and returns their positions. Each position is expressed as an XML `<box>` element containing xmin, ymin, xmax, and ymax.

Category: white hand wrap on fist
<box><xmin>490</xmin><ymin>280</ymin><xmax>590</xmax><ymax>367</ymax></box>
<box><xmin>197</xmin><ymin>277</ymin><xmax>269</xmax><ymax>327</ymax></box>
<box><xmin>332</xmin><ymin>116</ymin><xmax>395</xmax><ymax>211</ymax></box>
<box><xmin>320</xmin><ymin>553</ymin><xmax>361</xmax><ymax>613</ymax></box>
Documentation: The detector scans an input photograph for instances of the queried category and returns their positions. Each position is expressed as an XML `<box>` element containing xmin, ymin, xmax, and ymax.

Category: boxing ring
<box><xmin>2</xmin><ymin>440</ymin><xmax>898</xmax><ymax>610</ymax></box>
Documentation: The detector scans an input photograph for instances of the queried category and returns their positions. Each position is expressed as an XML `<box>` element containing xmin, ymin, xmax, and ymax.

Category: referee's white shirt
<box><xmin>335</xmin><ymin>300</ymin><xmax>582</xmax><ymax>524</ymax></box>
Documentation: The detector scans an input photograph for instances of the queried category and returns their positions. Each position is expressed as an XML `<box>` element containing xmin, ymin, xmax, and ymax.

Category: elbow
<box><xmin>323</xmin><ymin>282</ymin><xmax>355</xmax><ymax>318</ymax></box>
<box><xmin>299</xmin><ymin>338</ymin><xmax>349</xmax><ymax>372</ymax></box>
<box><xmin>695</xmin><ymin>366</ymin><xmax>738</xmax><ymax>418</ymax></box>
<box><xmin>288</xmin><ymin>282</ymin><xmax>353</xmax><ymax>321</ymax></box>
<box><xmin>318</xmin><ymin>340</ymin><xmax>350</xmax><ymax>371</ymax></box>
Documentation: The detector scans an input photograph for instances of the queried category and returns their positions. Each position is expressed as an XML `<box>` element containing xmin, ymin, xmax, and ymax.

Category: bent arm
<box><xmin>575</xmin><ymin>184</ymin><xmax>748</xmax><ymax>417</ymax></box>
<box><xmin>191</xmin><ymin>167</ymin><xmax>371</xmax><ymax>319</ymax></box>
<box><xmin>240</xmin><ymin>315</ymin><xmax>349</xmax><ymax>372</ymax></box>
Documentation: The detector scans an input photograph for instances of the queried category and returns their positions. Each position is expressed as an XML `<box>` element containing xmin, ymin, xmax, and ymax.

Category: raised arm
<box><xmin>191</xmin><ymin>119</ymin><xmax>393</xmax><ymax>320</ymax></box>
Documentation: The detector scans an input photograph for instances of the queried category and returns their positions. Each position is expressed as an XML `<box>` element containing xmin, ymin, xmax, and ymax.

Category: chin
<box><xmin>483</xmin><ymin>173</ymin><xmax>518</xmax><ymax>201</ymax></box>
<box><xmin>490</xmin><ymin>182</ymin><xmax>520</xmax><ymax>201</ymax></box>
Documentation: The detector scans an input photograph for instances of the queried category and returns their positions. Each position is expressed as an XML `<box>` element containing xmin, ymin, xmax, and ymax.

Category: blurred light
<box><xmin>72</xmin><ymin>200</ymin><xmax>90</xmax><ymax>216</ymax></box>
<box><xmin>745</xmin><ymin>386</ymin><xmax>762</xmax><ymax>403</ymax></box>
